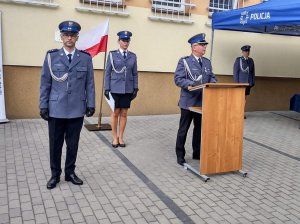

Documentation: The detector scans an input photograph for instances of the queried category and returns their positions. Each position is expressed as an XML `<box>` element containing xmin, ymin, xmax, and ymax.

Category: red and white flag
<box><xmin>76</xmin><ymin>19</ymin><xmax>109</xmax><ymax>58</ymax></box>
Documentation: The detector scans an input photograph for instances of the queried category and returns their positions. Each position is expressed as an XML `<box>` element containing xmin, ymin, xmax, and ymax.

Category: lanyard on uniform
<box><xmin>183</xmin><ymin>58</ymin><xmax>202</xmax><ymax>82</ymax></box>
<box><xmin>109</xmin><ymin>52</ymin><xmax>126</xmax><ymax>74</ymax></box>
<box><xmin>239</xmin><ymin>58</ymin><xmax>249</xmax><ymax>74</ymax></box>
<box><xmin>47</xmin><ymin>53</ymin><xmax>68</xmax><ymax>82</ymax></box>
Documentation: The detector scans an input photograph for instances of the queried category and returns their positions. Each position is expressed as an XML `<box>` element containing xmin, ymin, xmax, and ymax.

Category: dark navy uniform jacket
<box><xmin>233</xmin><ymin>57</ymin><xmax>255</xmax><ymax>87</ymax></box>
<box><xmin>174</xmin><ymin>54</ymin><xmax>217</xmax><ymax>110</ymax></box>
<box><xmin>104</xmin><ymin>50</ymin><xmax>138</xmax><ymax>94</ymax></box>
<box><xmin>40</xmin><ymin>48</ymin><xmax>95</xmax><ymax>118</ymax></box>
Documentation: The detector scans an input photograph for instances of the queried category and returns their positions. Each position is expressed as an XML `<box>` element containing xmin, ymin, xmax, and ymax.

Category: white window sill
<box><xmin>7</xmin><ymin>0</ymin><xmax>59</xmax><ymax>8</ymax></box>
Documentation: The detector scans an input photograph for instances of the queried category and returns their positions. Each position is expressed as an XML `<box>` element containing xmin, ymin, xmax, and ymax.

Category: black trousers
<box><xmin>48</xmin><ymin>117</ymin><xmax>84</xmax><ymax>177</ymax></box>
<box><xmin>175</xmin><ymin>108</ymin><xmax>202</xmax><ymax>160</ymax></box>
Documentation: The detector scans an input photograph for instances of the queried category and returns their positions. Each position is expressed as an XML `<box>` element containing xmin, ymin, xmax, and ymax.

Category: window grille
<box><xmin>149</xmin><ymin>0</ymin><xmax>195</xmax><ymax>24</ymax></box>
<box><xmin>76</xmin><ymin>0</ymin><xmax>129</xmax><ymax>16</ymax></box>
<box><xmin>208</xmin><ymin>0</ymin><xmax>242</xmax><ymax>17</ymax></box>
<box><xmin>4</xmin><ymin>0</ymin><xmax>58</xmax><ymax>7</ymax></box>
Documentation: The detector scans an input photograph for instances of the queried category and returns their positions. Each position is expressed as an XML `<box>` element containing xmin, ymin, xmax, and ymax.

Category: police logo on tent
<box><xmin>240</xmin><ymin>11</ymin><xmax>249</xmax><ymax>25</ymax></box>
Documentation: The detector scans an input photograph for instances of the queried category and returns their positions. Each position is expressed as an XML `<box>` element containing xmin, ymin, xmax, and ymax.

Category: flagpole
<box><xmin>84</xmin><ymin>42</ymin><xmax>112</xmax><ymax>131</ymax></box>
<box><xmin>85</xmin><ymin>50</ymin><xmax>112</xmax><ymax>131</ymax></box>
<box><xmin>97</xmin><ymin>50</ymin><xmax>111</xmax><ymax>129</ymax></box>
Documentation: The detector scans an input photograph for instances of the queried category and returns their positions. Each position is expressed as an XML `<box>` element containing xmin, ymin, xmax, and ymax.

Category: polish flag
<box><xmin>77</xmin><ymin>19</ymin><xmax>109</xmax><ymax>58</ymax></box>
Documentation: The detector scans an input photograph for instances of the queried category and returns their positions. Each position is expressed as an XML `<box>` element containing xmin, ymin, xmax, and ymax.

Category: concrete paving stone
<box><xmin>161</xmin><ymin>209</ymin><xmax>176</xmax><ymax>219</ymax></box>
<box><xmin>31</xmin><ymin>197</ymin><xmax>43</xmax><ymax>206</ymax></box>
<box><xmin>65</xmin><ymin>197</ymin><xmax>78</xmax><ymax>206</ymax></box>
<box><xmin>140</xmin><ymin>198</ymin><xmax>154</xmax><ymax>207</ymax></box>
<box><xmin>10</xmin><ymin>217</ymin><xmax>23</xmax><ymax>224</ymax></box>
<box><xmin>272</xmin><ymin>211</ymin><xmax>289</xmax><ymax>222</ymax></box>
<box><xmin>134</xmin><ymin>217</ymin><xmax>148</xmax><ymax>224</ymax></box>
<box><xmin>97</xmin><ymin>196</ymin><xmax>110</xmax><ymax>205</ymax></box>
<box><xmin>135</xmin><ymin>203</ymin><xmax>149</xmax><ymax>213</ymax></box>
<box><xmin>84</xmin><ymin>215</ymin><xmax>99</xmax><ymax>224</ymax></box>
<box><xmin>9</xmin><ymin>207</ymin><xmax>21</xmax><ymax>218</ymax></box>
<box><xmin>58</xmin><ymin>209</ymin><xmax>72</xmax><ymax>220</ymax></box>
<box><xmin>204</xmin><ymin>217</ymin><xmax>220</xmax><ymax>224</ymax></box>
<box><xmin>22</xmin><ymin>210</ymin><xmax>35</xmax><ymax>221</ymax></box>
<box><xmin>61</xmin><ymin>219</ymin><xmax>75</xmax><ymax>224</ymax></box>
<box><xmin>45</xmin><ymin>207</ymin><xmax>58</xmax><ymax>218</ymax></box>
<box><xmin>0</xmin><ymin>214</ymin><xmax>9</xmax><ymax>224</ymax></box>
<box><xmin>141</xmin><ymin>211</ymin><xmax>157</xmax><ymax>222</ymax></box>
<box><xmin>128</xmin><ymin>208</ymin><xmax>143</xmax><ymax>219</ymax></box>
<box><xmin>122</xmin><ymin>201</ymin><xmax>136</xmax><ymax>210</ymax></box>
<box><xmin>8</xmin><ymin>199</ymin><xmax>20</xmax><ymax>209</ymax></box>
<box><xmin>23</xmin><ymin>220</ymin><xmax>36</xmax><ymax>224</ymax></box>
<box><xmin>33</xmin><ymin>205</ymin><xmax>45</xmax><ymax>215</ymax></box>
<box><xmin>71</xmin><ymin>212</ymin><xmax>85</xmax><ymax>223</ymax></box>
<box><xmin>0</xmin><ymin>198</ymin><xmax>8</xmax><ymax>206</ymax></box>
<box><xmin>48</xmin><ymin>217</ymin><xmax>61</xmax><ymax>224</ymax></box>
<box><xmin>76</xmin><ymin>198</ymin><xmax>89</xmax><ymax>208</ymax></box>
<box><xmin>21</xmin><ymin>202</ymin><xmax>33</xmax><ymax>212</ymax></box>
<box><xmin>89</xmin><ymin>201</ymin><xmax>102</xmax><ymax>211</ymax></box>
<box><xmin>106</xmin><ymin>212</ymin><xmax>122</xmax><ymax>223</ymax></box>
<box><xmin>94</xmin><ymin>209</ymin><xmax>108</xmax><ymax>220</ymax></box>
<box><xmin>115</xmin><ymin>206</ymin><xmax>128</xmax><ymax>216</ymax></box>
<box><xmin>20</xmin><ymin>194</ymin><xmax>31</xmax><ymax>203</ymax></box>
<box><xmin>35</xmin><ymin>213</ymin><xmax>47</xmax><ymax>224</ymax></box>
<box><xmin>102</xmin><ymin>204</ymin><xmax>115</xmax><ymax>214</ymax></box>
<box><xmin>80</xmin><ymin>206</ymin><xmax>94</xmax><ymax>217</ymax></box>
<box><xmin>43</xmin><ymin>199</ymin><xmax>55</xmax><ymax>209</ymax></box>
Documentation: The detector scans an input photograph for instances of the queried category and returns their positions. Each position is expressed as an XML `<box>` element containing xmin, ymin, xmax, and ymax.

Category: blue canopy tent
<box><xmin>212</xmin><ymin>0</ymin><xmax>300</xmax><ymax>36</ymax></box>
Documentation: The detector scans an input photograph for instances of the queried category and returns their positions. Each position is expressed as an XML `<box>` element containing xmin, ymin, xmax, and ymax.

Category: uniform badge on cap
<box><xmin>241</xmin><ymin>45</ymin><xmax>251</xmax><ymax>51</ymax></box>
<box><xmin>117</xmin><ymin>31</ymin><xmax>132</xmax><ymax>40</ymax></box>
<box><xmin>59</xmin><ymin>20</ymin><xmax>81</xmax><ymax>33</ymax></box>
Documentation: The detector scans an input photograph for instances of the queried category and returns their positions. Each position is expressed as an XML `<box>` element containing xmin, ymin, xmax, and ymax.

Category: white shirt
<box><xmin>119</xmin><ymin>49</ymin><xmax>127</xmax><ymax>58</ymax></box>
<box><xmin>63</xmin><ymin>48</ymin><xmax>75</xmax><ymax>60</ymax></box>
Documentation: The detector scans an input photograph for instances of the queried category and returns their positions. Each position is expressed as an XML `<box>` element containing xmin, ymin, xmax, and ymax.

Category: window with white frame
<box><xmin>5</xmin><ymin>0</ymin><xmax>59</xmax><ymax>7</ymax></box>
<box><xmin>209</xmin><ymin>0</ymin><xmax>238</xmax><ymax>15</ymax></box>
<box><xmin>79</xmin><ymin>0</ymin><xmax>123</xmax><ymax>6</ymax></box>
<box><xmin>76</xmin><ymin>0</ymin><xmax>128</xmax><ymax>16</ymax></box>
<box><xmin>152</xmin><ymin>0</ymin><xmax>185</xmax><ymax>13</ymax></box>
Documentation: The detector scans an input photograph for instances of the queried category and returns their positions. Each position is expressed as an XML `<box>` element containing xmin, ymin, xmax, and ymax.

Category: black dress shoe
<box><xmin>177</xmin><ymin>158</ymin><xmax>186</xmax><ymax>166</ymax></box>
<box><xmin>47</xmin><ymin>176</ymin><xmax>60</xmax><ymax>189</ymax></box>
<box><xmin>112</xmin><ymin>143</ymin><xmax>118</xmax><ymax>148</ymax></box>
<box><xmin>118</xmin><ymin>142</ymin><xmax>126</xmax><ymax>147</ymax></box>
<box><xmin>65</xmin><ymin>173</ymin><xmax>83</xmax><ymax>185</ymax></box>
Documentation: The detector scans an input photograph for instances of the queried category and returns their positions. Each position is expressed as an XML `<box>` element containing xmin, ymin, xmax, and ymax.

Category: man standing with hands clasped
<box><xmin>174</xmin><ymin>33</ymin><xmax>217</xmax><ymax>166</ymax></box>
<box><xmin>40</xmin><ymin>20</ymin><xmax>95</xmax><ymax>189</ymax></box>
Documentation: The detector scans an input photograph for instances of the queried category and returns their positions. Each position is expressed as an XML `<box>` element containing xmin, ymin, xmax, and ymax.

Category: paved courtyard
<box><xmin>0</xmin><ymin>111</ymin><xmax>300</xmax><ymax>224</ymax></box>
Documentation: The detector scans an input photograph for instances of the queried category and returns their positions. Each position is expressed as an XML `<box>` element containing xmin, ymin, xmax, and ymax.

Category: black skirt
<box><xmin>111</xmin><ymin>93</ymin><xmax>133</xmax><ymax>109</ymax></box>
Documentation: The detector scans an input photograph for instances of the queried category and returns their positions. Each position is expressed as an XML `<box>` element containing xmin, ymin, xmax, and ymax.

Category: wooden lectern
<box><xmin>185</xmin><ymin>83</ymin><xmax>248</xmax><ymax>182</ymax></box>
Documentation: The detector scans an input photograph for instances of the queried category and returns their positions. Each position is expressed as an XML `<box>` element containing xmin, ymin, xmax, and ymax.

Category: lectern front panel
<box><xmin>200</xmin><ymin>87</ymin><xmax>245</xmax><ymax>175</ymax></box>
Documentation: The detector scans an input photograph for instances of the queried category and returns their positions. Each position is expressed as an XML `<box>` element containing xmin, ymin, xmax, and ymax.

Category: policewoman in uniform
<box><xmin>40</xmin><ymin>21</ymin><xmax>95</xmax><ymax>189</ymax></box>
<box><xmin>233</xmin><ymin>45</ymin><xmax>255</xmax><ymax>118</ymax></box>
<box><xmin>174</xmin><ymin>33</ymin><xmax>217</xmax><ymax>166</ymax></box>
<box><xmin>104</xmin><ymin>31</ymin><xmax>138</xmax><ymax>148</ymax></box>
<box><xmin>233</xmin><ymin>45</ymin><xmax>255</xmax><ymax>96</ymax></box>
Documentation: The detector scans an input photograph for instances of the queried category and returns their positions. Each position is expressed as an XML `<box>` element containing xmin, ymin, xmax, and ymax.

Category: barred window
<box><xmin>149</xmin><ymin>0</ymin><xmax>195</xmax><ymax>24</ymax></box>
<box><xmin>76</xmin><ymin>0</ymin><xmax>129</xmax><ymax>16</ymax></box>
<box><xmin>208</xmin><ymin>0</ymin><xmax>238</xmax><ymax>16</ymax></box>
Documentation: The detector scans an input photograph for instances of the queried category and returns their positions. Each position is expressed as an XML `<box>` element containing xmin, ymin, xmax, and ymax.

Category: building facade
<box><xmin>1</xmin><ymin>0</ymin><xmax>300</xmax><ymax>118</ymax></box>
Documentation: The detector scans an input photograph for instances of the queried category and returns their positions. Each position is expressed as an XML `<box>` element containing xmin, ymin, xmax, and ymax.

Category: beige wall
<box><xmin>4</xmin><ymin>66</ymin><xmax>300</xmax><ymax>119</ymax></box>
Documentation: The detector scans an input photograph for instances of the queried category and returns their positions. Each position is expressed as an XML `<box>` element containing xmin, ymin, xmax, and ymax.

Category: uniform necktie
<box><xmin>67</xmin><ymin>54</ymin><xmax>72</xmax><ymax>63</ymax></box>
<box><xmin>123</xmin><ymin>51</ymin><xmax>126</xmax><ymax>59</ymax></box>
<box><xmin>198</xmin><ymin>58</ymin><xmax>202</xmax><ymax>67</ymax></box>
